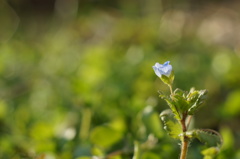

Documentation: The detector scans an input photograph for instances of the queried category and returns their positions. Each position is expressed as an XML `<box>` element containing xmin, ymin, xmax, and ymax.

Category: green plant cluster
<box><xmin>154</xmin><ymin>61</ymin><xmax>222</xmax><ymax>159</ymax></box>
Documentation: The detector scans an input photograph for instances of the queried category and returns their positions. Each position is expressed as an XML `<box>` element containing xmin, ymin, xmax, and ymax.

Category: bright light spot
<box><xmin>197</xmin><ymin>16</ymin><xmax>232</xmax><ymax>44</ymax></box>
<box><xmin>63</xmin><ymin>128</ymin><xmax>76</xmax><ymax>140</ymax></box>
<box><xmin>143</xmin><ymin>105</ymin><xmax>153</xmax><ymax>114</ymax></box>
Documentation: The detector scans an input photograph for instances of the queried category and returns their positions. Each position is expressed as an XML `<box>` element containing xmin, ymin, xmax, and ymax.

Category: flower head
<box><xmin>152</xmin><ymin>61</ymin><xmax>172</xmax><ymax>78</ymax></box>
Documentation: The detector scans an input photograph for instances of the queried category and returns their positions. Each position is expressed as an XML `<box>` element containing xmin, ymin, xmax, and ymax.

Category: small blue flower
<box><xmin>153</xmin><ymin>61</ymin><xmax>172</xmax><ymax>77</ymax></box>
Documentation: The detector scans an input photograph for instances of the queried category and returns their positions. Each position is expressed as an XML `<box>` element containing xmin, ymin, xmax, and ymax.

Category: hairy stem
<box><xmin>186</xmin><ymin>115</ymin><xmax>192</xmax><ymax>129</ymax></box>
<box><xmin>180</xmin><ymin>138</ymin><xmax>188</xmax><ymax>159</ymax></box>
<box><xmin>180</xmin><ymin>115</ymin><xmax>189</xmax><ymax>159</ymax></box>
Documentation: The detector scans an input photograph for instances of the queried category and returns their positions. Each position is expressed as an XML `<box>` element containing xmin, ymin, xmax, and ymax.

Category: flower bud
<box><xmin>153</xmin><ymin>61</ymin><xmax>174</xmax><ymax>85</ymax></box>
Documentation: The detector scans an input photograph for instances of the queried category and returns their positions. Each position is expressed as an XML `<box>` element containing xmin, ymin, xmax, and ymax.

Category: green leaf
<box><xmin>142</xmin><ymin>106</ymin><xmax>164</xmax><ymax>138</ymax></box>
<box><xmin>173</xmin><ymin>88</ymin><xmax>186</xmax><ymax>97</ymax></box>
<box><xmin>192</xmin><ymin>129</ymin><xmax>223</xmax><ymax>147</ymax></box>
<box><xmin>159</xmin><ymin>92</ymin><xmax>181</xmax><ymax>120</ymax></box>
<box><xmin>160</xmin><ymin>75</ymin><xmax>170</xmax><ymax>86</ymax></box>
<box><xmin>187</xmin><ymin>88</ymin><xmax>199</xmax><ymax>103</ymax></box>
<box><xmin>159</xmin><ymin>109</ymin><xmax>182</xmax><ymax>139</ymax></box>
<box><xmin>171</xmin><ymin>94</ymin><xmax>189</xmax><ymax>113</ymax></box>
<box><xmin>160</xmin><ymin>71</ymin><xmax>174</xmax><ymax>86</ymax></box>
<box><xmin>187</xmin><ymin>89</ymin><xmax>207</xmax><ymax>115</ymax></box>
<box><xmin>90</xmin><ymin>125</ymin><xmax>123</xmax><ymax>148</ymax></box>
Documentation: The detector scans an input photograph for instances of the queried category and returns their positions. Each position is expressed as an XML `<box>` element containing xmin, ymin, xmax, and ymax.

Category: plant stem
<box><xmin>168</xmin><ymin>85</ymin><xmax>173</xmax><ymax>95</ymax></box>
<box><xmin>186</xmin><ymin>115</ymin><xmax>192</xmax><ymax>129</ymax></box>
<box><xmin>180</xmin><ymin>115</ymin><xmax>189</xmax><ymax>159</ymax></box>
<box><xmin>180</xmin><ymin>137</ymin><xmax>188</xmax><ymax>159</ymax></box>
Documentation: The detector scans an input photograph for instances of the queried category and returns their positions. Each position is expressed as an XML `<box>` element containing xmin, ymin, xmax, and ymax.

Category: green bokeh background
<box><xmin>0</xmin><ymin>0</ymin><xmax>240</xmax><ymax>158</ymax></box>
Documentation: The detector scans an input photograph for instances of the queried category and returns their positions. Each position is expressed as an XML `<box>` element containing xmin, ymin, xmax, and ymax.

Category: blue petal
<box><xmin>163</xmin><ymin>61</ymin><xmax>170</xmax><ymax>66</ymax></box>
<box><xmin>153</xmin><ymin>61</ymin><xmax>172</xmax><ymax>77</ymax></box>
<box><xmin>155</xmin><ymin>62</ymin><xmax>162</xmax><ymax>68</ymax></box>
<box><xmin>164</xmin><ymin>65</ymin><xmax>172</xmax><ymax>76</ymax></box>
<box><xmin>152</xmin><ymin>65</ymin><xmax>162</xmax><ymax>77</ymax></box>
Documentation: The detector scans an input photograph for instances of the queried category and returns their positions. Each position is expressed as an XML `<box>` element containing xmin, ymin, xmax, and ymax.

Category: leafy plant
<box><xmin>153</xmin><ymin>61</ymin><xmax>223</xmax><ymax>159</ymax></box>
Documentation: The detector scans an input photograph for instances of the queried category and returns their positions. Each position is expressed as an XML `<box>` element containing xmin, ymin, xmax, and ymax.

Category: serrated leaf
<box><xmin>159</xmin><ymin>109</ymin><xmax>182</xmax><ymax>139</ymax></box>
<box><xmin>187</xmin><ymin>89</ymin><xmax>207</xmax><ymax>115</ymax></box>
<box><xmin>174</xmin><ymin>88</ymin><xmax>186</xmax><ymax>97</ymax></box>
<box><xmin>142</xmin><ymin>106</ymin><xmax>164</xmax><ymax>138</ymax></box>
<box><xmin>171</xmin><ymin>94</ymin><xmax>189</xmax><ymax>113</ymax></box>
<box><xmin>164</xmin><ymin>99</ymin><xmax>181</xmax><ymax>120</ymax></box>
<box><xmin>171</xmin><ymin>88</ymin><xmax>189</xmax><ymax>113</ymax></box>
<box><xmin>158</xmin><ymin>92</ymin><xmax>181</xmax><ymax>120</ymax></box>
<box><xmin>187</xmin><ymin>89</ymin><xmax>199</xmax><ymax>105</ymax></box>
<box><xmin>193</xmin><ymin>129</ymin><xmax>223</xmax><ymax>147</ymax></box>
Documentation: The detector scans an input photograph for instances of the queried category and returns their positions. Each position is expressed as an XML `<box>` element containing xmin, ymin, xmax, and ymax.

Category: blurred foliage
<box><xmin>0</xmin><ymin>0</ymin><xmax>240</xmax><ymax>158</ymax></box>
